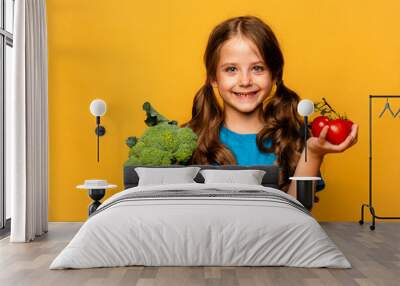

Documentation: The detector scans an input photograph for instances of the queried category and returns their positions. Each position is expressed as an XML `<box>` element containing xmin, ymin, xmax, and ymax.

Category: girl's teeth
<box><xmin>235</xmin><ymin>92</ymin><xmax>256</xmax><ymax>96</ymax></box>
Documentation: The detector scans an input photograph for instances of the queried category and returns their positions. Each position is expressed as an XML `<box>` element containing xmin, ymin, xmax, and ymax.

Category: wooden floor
<box><xmin>0</xmin><ymin>222</ymin><xmax>399</xmax><ymax>286</ymax></box>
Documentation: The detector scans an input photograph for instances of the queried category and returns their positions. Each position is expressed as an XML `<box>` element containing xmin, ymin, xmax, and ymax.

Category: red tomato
<box><xmin>344</xmin><ymin>119</ymin><xmax>354</xmax><ymax>131</ymax></box>
<box><xmin>311</xmin><ymin>117</ymin><xmax>353</xmax><ymax>145</ymax></box>
<box><xmin>311</xmin><ymin>116</ymin><xmax>330</xmax><ymax>137</ymax></box>
<box><xmin>326</xmin><ymin>119</ymin><xmax>352</xmax><ymax>145</ymax></box>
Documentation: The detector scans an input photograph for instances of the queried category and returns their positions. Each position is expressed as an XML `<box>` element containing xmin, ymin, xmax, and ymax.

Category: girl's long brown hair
<box><xmin>182</xmin><ymin>16</ymin><xmax>307</xmax><ymax>192</ymax></box>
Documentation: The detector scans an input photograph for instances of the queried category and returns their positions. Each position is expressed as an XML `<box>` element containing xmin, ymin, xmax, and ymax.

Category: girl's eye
<box><xmin>225</xmin><ymin>66</ymin><xmax>237</xmax><ymax>72</ymax></box>
<box><xmin>253</xmin><ymin>65</ymin><xmax>265</xmax><ymax>72</ymax></box>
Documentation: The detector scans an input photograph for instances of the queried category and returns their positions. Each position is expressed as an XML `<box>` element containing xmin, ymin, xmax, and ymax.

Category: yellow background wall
<box><xmin>46</xmin><ymin>0</ymin><xmax>400</xmax><ymax>221</ymax></box>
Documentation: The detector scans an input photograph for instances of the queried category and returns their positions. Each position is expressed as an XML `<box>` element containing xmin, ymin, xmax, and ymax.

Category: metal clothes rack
<box><xmin>359</xmin><ymin>95</ymin><xmax>400</xmax><ymax>230</ymax></box>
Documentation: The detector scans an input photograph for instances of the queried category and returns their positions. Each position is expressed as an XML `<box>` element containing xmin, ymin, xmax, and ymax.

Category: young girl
<box><xmin>183</xmin><ymin>16</ymin><xmax>358</xmax><ymax>198</ymax></box>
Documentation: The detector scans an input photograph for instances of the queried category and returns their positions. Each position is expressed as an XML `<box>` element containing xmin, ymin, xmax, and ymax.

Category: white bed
<box><xmin>50</xmin><ymin>182</ymin><xmax>351</xmax><ymax>269</ymax></box>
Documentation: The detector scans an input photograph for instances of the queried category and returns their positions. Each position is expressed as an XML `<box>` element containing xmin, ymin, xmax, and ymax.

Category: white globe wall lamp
<box><xmin>89</xmin><ymin>99</ymin><xmax>107</xmax><ymax>162</ymax></box>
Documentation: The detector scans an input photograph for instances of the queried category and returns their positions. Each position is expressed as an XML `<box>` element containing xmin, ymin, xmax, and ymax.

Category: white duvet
<box><xmin>50</xmin><ymin>183</ymin><xmax>351</xmax><ymax>269</ymax></box>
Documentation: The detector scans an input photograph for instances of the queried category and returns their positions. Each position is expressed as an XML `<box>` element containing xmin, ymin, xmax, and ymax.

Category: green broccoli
<box><xmin>143</xmin><ymin>102</ymin><xmax>177</xmax><ymax>126</ymax></box>
<box><xmin>125</xmin><ymin>122</ymin><xmax>198</xmax><ymax>166</ymax></box>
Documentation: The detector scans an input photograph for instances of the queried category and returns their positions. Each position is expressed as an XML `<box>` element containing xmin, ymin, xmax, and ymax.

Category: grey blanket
<box><xmin>50</xmin><ymin>183</ymin><xmax>351</xmax><ymax>269</ymax></box>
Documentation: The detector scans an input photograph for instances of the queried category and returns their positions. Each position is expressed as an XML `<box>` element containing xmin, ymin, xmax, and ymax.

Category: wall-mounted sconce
<box><xmin>297</xmin><ymin>99</ymin><xmax>314</xmax><ymax>162</ymax></box>
<box><xmin>89</xmin><ymin>99</ymin><xmax>107</xmax><ymax>162</ymax></box>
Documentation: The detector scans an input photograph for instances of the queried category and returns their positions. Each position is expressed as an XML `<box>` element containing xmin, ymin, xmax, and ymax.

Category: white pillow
<box><xmin>135</xmin><ymin>167</ymin><xmax>201</xmax><ymax>186</ymax></box>
<box><xmin>200</xmin><ymin>169</ymin><xmax>266</xmax><ymax>185</ymax></box>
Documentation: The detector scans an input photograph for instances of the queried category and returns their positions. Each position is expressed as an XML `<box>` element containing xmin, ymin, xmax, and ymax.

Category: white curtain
<box><xmin>8</xmin><ymin>0</ymin><xmax>48</xmax><ymax>242</ymax></box>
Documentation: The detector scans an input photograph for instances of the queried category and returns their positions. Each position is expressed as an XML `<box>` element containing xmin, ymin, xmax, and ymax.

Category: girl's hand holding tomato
<box><xmin>308</xmin><ymin>98</ymin><xmax>359</xmax><ymax>158</ymax></box>
<box><xmin>308</xmin><ymin>123</ymin><xmax>358</xmax><ymax>158</ymax></box>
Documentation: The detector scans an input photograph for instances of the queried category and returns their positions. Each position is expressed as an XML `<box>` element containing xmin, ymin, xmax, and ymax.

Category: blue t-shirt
<box><xmin>219</xmin><ymin>125</ymin><xmax>325</xmax><ymax>191</ymax></box>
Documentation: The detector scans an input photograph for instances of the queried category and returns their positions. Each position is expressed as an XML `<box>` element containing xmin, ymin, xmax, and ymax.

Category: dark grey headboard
<box><xmin>124</xmin><ymin>165</ymin><xmax>281</xmax><ymax>189</ymax></box>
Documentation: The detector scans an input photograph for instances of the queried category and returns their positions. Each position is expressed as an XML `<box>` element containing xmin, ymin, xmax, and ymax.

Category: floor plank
<box><xmin>0</xmin><ymin>222</ymin><xmax>399</xmax><ymax>286</ymax></box>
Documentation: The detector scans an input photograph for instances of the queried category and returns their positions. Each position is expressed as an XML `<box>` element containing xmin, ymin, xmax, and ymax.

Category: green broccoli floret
<box><xmin>125</xmin><ymin>122</ymin><xmax>198</xmax><ymax>166</ymax></box>
<box><xmin>174</xmin><ymin>143</ymin><xmax>195</xmax><ymax>164</ymax></box>
<box><xmin>176</xmin><ymin>127</ymin><xmax>198</xmax><ymax>147</ymax></box>
<box><xmin>128</xmin><ymin>141</ymin><xmax>146</xmax><ymax>158</ymax></box>
<box><xmin>141</xmin><ymin>123</ymin><xmax>180</xmax><ymax>153</ymax></box>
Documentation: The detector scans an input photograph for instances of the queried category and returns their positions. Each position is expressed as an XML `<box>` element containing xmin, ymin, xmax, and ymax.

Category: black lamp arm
<box><xmin>304</xmin><ymin>116</ymin><xmax>308</xmax><ymax>162</ymax></box>
<box><xmin>94</xmin><ymin>116</ymin><xmax>106</xmax><ymax>162</ymax></box>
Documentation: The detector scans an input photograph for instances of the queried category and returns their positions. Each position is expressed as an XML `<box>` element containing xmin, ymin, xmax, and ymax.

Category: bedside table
<box><xmin>289</xmin><ymin>176</ymin><xmax>321</xmax><ymax>210</ymax></box>
<box><xmin>77</xmin><ymin>180</ymin><xmax>117</xmax><ymax>216</ymax></box>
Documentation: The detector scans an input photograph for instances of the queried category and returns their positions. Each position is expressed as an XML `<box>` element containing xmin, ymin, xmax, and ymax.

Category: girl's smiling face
<box><xmin>212</xmin><ymin>35</ymin><xmax>274</xmax><ymax>114</ymax></box>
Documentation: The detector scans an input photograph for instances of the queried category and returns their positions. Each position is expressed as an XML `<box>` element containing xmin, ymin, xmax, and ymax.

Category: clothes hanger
<box><xmin>378</xmin><ymin>98</ymin><xmax>395</xmax><ymax>118</ymax></box>
<box><xmin>393</xmin><ymin>107</ymin><xmax>400</xmax><ymax>118</ymax></box>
